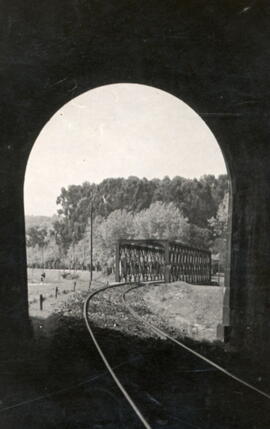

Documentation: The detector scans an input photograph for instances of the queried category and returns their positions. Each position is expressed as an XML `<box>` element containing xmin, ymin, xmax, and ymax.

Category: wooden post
<box><xmin>40</xmin><ymin>294</ymin><xmax>44</xmax><ymax>310</ymax></box>
<box><xmin>208</xmin><ymin>252</ymin><xmax>212</xmax><ymax>284</ymax></box>
<box><xmin>115</xmin><ymin>240</ymin><xmax>120</xmax><ymax>282</ymax></box>
<box><xmin>88</xmin><ymin>207</ymin><xmax>93</xmax><ymax>287</ymax></box>
<box><xmin>91</xmin><ymin>208</ymin><xmax>93</xmax><ymax>282</ymax></box>
<box><xmin>55</xmin><ymin>287</ymin><xmax>58</xmax><ymax>298</ymax></box>
<box><xmin>73</xmin><ymin>281</ymin><xmax>76</xmax><ymax>292</ymax></box>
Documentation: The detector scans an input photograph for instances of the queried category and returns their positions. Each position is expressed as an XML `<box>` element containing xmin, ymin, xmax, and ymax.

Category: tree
<box><xmin>188</xmin><ymin>224</ymin><xmax>212</xmax><ymax>249</ymax></box>
<box><xmin>208</xmin><ymin>192</ymin><xmax>229</xmax><ymax>239</ymax></box>
<box><xmin>208</xmin><ymin>192</ymin><xmax>229</xmax><ymax>268</ymax></box>
<box><xmin>53</xmin><ymin>174</ymin><xmax>229</xmax><ymax>248</ymax></box>
<box><xmin>71</xmin><ymin>215</ymin><xmax>105</xmax><ymax>269</ymax></box>
<box><xmin>26</xmin><ymin>226</ymin><xmax>48</xmax><ymax>249</ymax></box>
<box><xmin>134</xmin><ymin>201</ymin><xmax>189</xmax><ymax>242</ymax></box>
<box><xmin>95</xmin><ymin>210</ymin><xmax>135</xmax><ymax>268</ymax></box>
<box><xmin>26</xmin><ymin>226</ymin><xmax>49</xmax><ymax>268</ymax></box>
<box><xmin>42</xmin><ymin>173</ymin><xmax>229</xmax><ymax>269</ymax></box>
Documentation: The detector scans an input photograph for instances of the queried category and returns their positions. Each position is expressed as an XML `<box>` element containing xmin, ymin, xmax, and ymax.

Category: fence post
<box><xmin>55</xmin><ymin>287</ymin><xmax>58</xmax><ymax>298</ymax></box>
<box><xmin>73</xmin><ymin>281</ymin><xmax>76</xmax><ymax>292</ymax></box>
<box><xmin>40</xmin><ymin>294</ymin><xmax>44</xmax><ymax>310</ymax></box>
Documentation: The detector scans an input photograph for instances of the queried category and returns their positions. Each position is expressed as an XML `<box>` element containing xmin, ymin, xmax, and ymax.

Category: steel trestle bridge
<box><xmin>115</xmin><ymin>239</ymin><xmax>211</xmax><ymax>285</ymax></box>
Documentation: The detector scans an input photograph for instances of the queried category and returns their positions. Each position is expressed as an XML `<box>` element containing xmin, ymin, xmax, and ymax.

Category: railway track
<box><xmin>84</xmin><ymin>282</ymin><xmax>153</xmax><ymax>429</ymax></box>
<box><xmin>84</xmin><ymin>280</ymin><xmax>270</xmax><ymax>429</ymax></box>
<box><xmin>123</xmin><ymin>282</ymin><xmax>270</xmax><ymax>400</ymax></box>
<box><xmin>1</xmin><ymin>279</ymin><xmax>269</xmax><ymax>428</ymax></box>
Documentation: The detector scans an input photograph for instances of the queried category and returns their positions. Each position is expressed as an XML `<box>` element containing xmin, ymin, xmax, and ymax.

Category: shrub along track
<box><xmin>84</xmin><ymin>281</ymin><xmax>270</xmax><ymax>429</ymax></box>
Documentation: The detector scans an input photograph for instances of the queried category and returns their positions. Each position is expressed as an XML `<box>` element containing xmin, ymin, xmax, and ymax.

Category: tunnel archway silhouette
<box><xmin>2</xmin><ymin>1</ymin><xmax>270</xmax><ymax>361</ymax></box>
<box><xmin>24</xmin><ymin>83</ymin><xmax>232</xmax><ymax>341</ymax></box>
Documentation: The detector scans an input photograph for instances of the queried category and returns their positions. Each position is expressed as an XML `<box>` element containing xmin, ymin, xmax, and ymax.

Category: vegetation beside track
<box><xmin>28</xmin><ymin>269</ymin><xmax>223</xmax><ymax>342</ymax></box>
<box><xmin>143</xmin><ymin>281</ymin><xmax>224</xmax><ymax>341</ymax></box>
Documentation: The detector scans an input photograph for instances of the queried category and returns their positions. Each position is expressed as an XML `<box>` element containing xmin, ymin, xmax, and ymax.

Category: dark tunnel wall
<box><xmin>1</xmin><ymin>0</ymin><xmax>270</xmax><ymax>360</ymax></box>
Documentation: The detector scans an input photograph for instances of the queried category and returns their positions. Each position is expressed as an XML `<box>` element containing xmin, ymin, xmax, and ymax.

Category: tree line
<box><xmin>26</xmin><ymin>174</ymin><xmax>229</xmax><ymax>271</ymax></box>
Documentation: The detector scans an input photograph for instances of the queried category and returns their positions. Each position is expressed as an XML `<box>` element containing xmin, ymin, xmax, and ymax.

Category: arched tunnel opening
<box><xmin>1</xmin><ymin>2</ymin><xmax>270</xmax><ymax>427</ymax></box>
<box><xmin>15</xmin><ymin>83</ymin><xmax>270</xmax><ymax>429</ymax></box>
<box><xmin>24</xmin><ymin>83</ymin><xmax>232</xmax><ymax>344</ymax></box>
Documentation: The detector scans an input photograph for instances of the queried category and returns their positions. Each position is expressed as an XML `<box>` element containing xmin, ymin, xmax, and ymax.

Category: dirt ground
<box><xmin>28</xmin><ymin>270</ymin><xmax>223</xmax><ymax>342</ymax></box>
<box><xmin>143</xmin><ymin>282</ymin><xmax>224</xmax><ymax>341</ymax></box>
<box><xmin>27</xmin><ymin>268</ymin><xmax>113</xmax><ymax>320</ymax></box>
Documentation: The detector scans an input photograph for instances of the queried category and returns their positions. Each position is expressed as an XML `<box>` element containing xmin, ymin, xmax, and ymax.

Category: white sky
<box><xmin>24</xmin><ymin>83</ymin><xmax>227</xmax><ymax>216</ymax></box>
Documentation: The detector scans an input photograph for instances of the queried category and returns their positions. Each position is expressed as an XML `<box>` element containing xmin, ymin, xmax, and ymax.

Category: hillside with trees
<box><xmin>25</xmin><ymin>215</ymin><xmax>54</xmax><ymax>229</ymax></box>
<box><xmin>26</xmin><ymin>174</ymin><xmax>229</xmax><ymax>271</ymax></box>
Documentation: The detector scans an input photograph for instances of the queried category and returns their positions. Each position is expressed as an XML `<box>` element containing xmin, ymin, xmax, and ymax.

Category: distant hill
<box><xmin>25</xmin><ymin>215</ymin><xmax>55</xmax><ymax>229</ymax></box>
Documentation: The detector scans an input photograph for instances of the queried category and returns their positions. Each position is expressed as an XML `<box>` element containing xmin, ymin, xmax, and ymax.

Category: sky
<box><xmin>24</xmin><ymin>83</ymin><xmax>227</xmax><ymax>216</ymax></box>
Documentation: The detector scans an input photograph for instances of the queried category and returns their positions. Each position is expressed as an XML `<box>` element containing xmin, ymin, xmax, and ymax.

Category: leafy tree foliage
<box><xmin>70</xmin><ymin>203</ymin><xmax>205</xmax><ymax>270</ymax></box>
<box><xmin>26</xmin><ymin>175</ymin><xmax>230</xmax><ymax>270</ymax></box>
<box><xmin>53</xmin><ymin>174</ymin><xmax>228</xmax><ymax>249</ymax></box>
<box><xmin>208</xmin><ymin>192</ymin><xmax>229</xmax><ymax>238</ymax></box>
<box><xmin>188</xmin><ymin>224</ymin><xmax>212</xmax><ymax>249</ymax></box>
<box><xmin>26</xmin><ymin>225</ymin><xmax>51</xmax><ymax>268</ymax></box>
<box><xmin>94</xmin><ymin>210</ymin><xmax>135</xmax><ymax>267</ymax></box>
<box><xmin>26</xmin><ymin>226</ymin><xmax>48</xmax><ymax>248</ymax></box>
<box><xmin>208</xmin><ymin>192</ymin><xmax>230</xmax><ymax>266</ymax></box>
<box><xmin>134</xmin><ymin>202</ymin><xmax>189</xmax><ymax>241</ymax></box>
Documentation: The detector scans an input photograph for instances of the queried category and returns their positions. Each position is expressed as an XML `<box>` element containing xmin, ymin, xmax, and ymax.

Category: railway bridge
<box><xmin>0</xmin><ymin>0</ymin><xmax>270</xmax><ymax>364</ymax></box>
<box><xmin>115</xmin><ymin>239</ymin><xmax>212</xmax><ymax>285</ymax></box>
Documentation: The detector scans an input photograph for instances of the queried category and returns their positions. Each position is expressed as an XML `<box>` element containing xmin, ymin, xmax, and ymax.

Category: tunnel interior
<box><xmin>0</xmin><ymin>0</ymin><xmax>270</xmax><ymax>364</ymax></box>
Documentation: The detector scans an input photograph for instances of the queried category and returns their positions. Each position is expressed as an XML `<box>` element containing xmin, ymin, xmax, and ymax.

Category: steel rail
<box><xmin>122</xmin><ymin>282</ymin><xmax>270</xmax><ymax>401</ymax></box>
<box><xmin>83</xmin><ymin>283</ymin><xmax>153</xmax><ymax>429</ymax></box>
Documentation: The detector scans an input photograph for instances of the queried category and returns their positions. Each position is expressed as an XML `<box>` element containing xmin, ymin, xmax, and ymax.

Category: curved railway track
<box><xmin>83</xmin><ymin>282</ymin><xmax>153</xmax><ymax>429</ymax></box>
<box><xmin>123</xmin><ymin>282</ymin><xmax>270</xmax><ymax>401</ymax></box>
<box><xmin>84</xmin><ymin>280</ymin><xmax>270</xmax><ymax>429</ymax></box>
<box><xmin>1</xmin><ymin>278</ymin><xmax>269</xmax><ymax>427</ymax></box>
